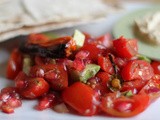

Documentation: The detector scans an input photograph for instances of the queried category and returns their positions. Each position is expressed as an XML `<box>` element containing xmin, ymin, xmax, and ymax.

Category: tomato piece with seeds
<box><xmin>151</xmin><ymin>61</ymin><xmax>160</xmax><ymax>75</ymax></box>
<box><xmin>19</xmin><ymin>78</ymin><xmax>49</xmax><ymax>99</ymax></box>
<box><xmin>121</xmin><ymin>60</ymin><xmax>154</xmax><ymax>81</ymax></box>
<box><xmin>113</xmin><ymin>37</ymin><xmax>138</xmax><ymax>59</ymax></box>
<box><xmin>62</xmin><ymin>82</ymin><xmax>100</xmax><ymax>116</ymax></box>
<box><xmin>30</xmin><ymin>64</ymin><xmax>68</xmax><ymax>90</ymax></box>
<box><xmin>98</xmin><ymin>56</ymin><xmax>114</xmax><ymax>74</ymax></box>
<box><xmin>100</xmin><ymin>92</ymin><xmax>149</xmax><ymax>117</ymax></box>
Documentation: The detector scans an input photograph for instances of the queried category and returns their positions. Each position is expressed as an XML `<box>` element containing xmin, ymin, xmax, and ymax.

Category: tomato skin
<box><xmin>6</xmin><ymin>48</ymin><xmax>23</xmax><ymax>80</ymax></box>
<box><xmin>121</xmin><ymin>60</ymin><xmax>154</xmax><ymax>81</ymax></box>
<box><xmin>30</xmin><ymin>64</ymin><xmax>68</xmax><ymax>91</ymax></box>
<box><xmin>151</xmin><ymin>61</ymin><xmax>160</xmax><ymax>74</ymax></box>
<box><xmin>14</xmin><ymin>72</ymin><xmax>28</xmax><ymax>89</ymax></box>
<box><xmin>44</xmin><ymin>64</ymin><xmax>68</xmax><ymax>90</ymax></box>
<box><xmin>98</xmin><ymin>56</ymin><xmax>114</xmax><ymax>74</ymax></box>
<box><xmin>113</xmin><ymin>37</ymin><xmax>138</xmax><ymax>59</ymax></box>
<box><xmin>96</xmin><ymin>33</ymin><xmax>113</xmax><ymax>49</ymax></box>
<box><xmin>100</xmin><ymin>92</ymin><xmax>149</xmax><ymax>117</ymax></box>
<box><xmin>80</xmin><ymin>43</ymin><xmax>104</xmax><ymax>62</ymax></box>
<box><xmin>140</xmin><ymin>76</ymin><xmax>160</xmax><ymax>102</ymax></box>
<box><xmin>121</xmin><ymin>79</ymin><xmax>147</xmax><ymax>93</ymax></box>
<box><xmin>19</xmin><ymin>78</ymin><xmax>49</xmax><ymax>99</ymax></box>
<box><xmin>95</xmin><ymin>72</ymin><xmax>111</xmax><ymax>94</ymax></box>
<box><xmin>114</xmin><ymin>57</ymin><xmax>128</xmax><ymax>68</ymax></box>
<box><xmin>62</xmin><ymin>82</ymin><xmax>100</xmax><ymax>116</ymax></box>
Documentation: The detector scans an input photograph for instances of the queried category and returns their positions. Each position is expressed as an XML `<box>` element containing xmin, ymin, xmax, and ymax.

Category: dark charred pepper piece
<box><xmin>19</xmin><ymin>36</ymin><xmax>76</xmax><ymax>58</ymax></box>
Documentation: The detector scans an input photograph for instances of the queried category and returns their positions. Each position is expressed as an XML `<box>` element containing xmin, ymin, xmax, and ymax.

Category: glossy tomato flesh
<box><xmin>151</xmin><ymin>61</ymin><xmax>160</xmax><ymax>75</ymax></box>
<box><xmin>121</xmin><ymin>60</ymin><xmax>154</xmax><ymax>81</ymax></box>
<box><xmin>19</xmin><ymin>78</ymin><xmax>49</xmax><ymax>99</ymax></box>
<box><xmin>100</xmin><ymin>92</ymin><xmax>149</xmax><ymax>117</ymax></box>
<box><xmin>6</xmin><ymin>48</ymin><xmax>23</xmax><ymax>80</ymax></box>
<box><xmin>80</xmin><ymin>43</ymin><xmax>104</xmax><ymax>62</ymax></box>
<box><xmin>113</xmin><ymin>37</ymin><xmax>138</xmax><ymax>59</ymax></box>
<box><xmin>62</xmin><ymin>82</ymin><xmax>100</xmax><ymax>116</ymax></box>
<box><xmin>98</xmin><ymin>56</ymin><xmax>114</xmax><ymax>74</ymax></box>
<box><xmin>30</xmin><ymin>64</ymin><xmax>68</xmax><ymax>90</ymax></box>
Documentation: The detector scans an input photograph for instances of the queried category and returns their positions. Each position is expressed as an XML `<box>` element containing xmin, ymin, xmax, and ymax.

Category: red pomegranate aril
<box><xmin>1</xmin><ymin>104</ymin><xmax>14</xmax><ymax>114</ymax></box>
<box><xmin>36</xmin><ymin>93</ymin><xmax>55</xmax><ymax>111</ymax></box>
<box><xmin>0</xmin><ymin>87</ymin><xmax>22</xmax><ymax>114</ymax></box>
<box><xmin>7</xmin><ymin>98</ymin><xmax>22</xmax><ymax>108</ymax></box>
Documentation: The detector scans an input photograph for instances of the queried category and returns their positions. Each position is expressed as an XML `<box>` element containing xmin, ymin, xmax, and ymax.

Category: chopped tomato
<box><xmin>30</xmin><ymin>64</ymin><xmax>68</xmax><ymax>90</ymax></box>
<box><xmin>0</xmin><ymin>87</ymin><xmax>22</xmax><ymax>113</ymax></box>
<box><xmin>80</xmin><ymin>43</ymin><xmax>104</xmax><ymax>62</ymax></box>
<box><xmin>96</xmin><ymin>33</ymin><xmax>113</xmax><ymax>48</ymax></box>
<box><xmin>94</xmin><ymin>72</ymin><xmax>111</xmax><ymax>94</ymax></box>
<box><xmin>113</xmin><ymin>36</ymin><xmax>138</xmax><ymax>59</ymax></box>
<box><xmin>121</xmin><ymin>79</ymin><xmax>147</xmax><ymax>93</ymax></box>
<box><xmin>19</xmin><ymin>78</ymin><xmax>49</xmax><ymax>99</ymax></box>
<box><xmin>3</xmin><ymin>32</ymin><xmax>160</xmax><ymax>117</ymax></box>
<box><xmin>114</xmin><ymin>57</ymin><xmax>128</xmax><ymax>68</ymax></box>
<box><xmin>72</xmin><ymin>59</ymin><xmax>85</xmax><ymax>71</ymax></box>
<box><xmin>121</xmin><ymin>60</ymin><xmax>154</xmax><ymax>81</ymax></box>
<box><xmin>98</xmin><ymin>56</ymin><xmax>114</xmax><ymax>74</ymax></box>
<box><xmin>14</xmin><ymin>71</ymin><xmax>27</xmax><ymax>89</ymax></box>
<box><xmin>100</xmin><ymin>92</ymin><xmax>149</xmax><ymax>117</ymax></box>
<box><xmin>151</xmin><ymin>61</ymin><xmax>160</xmax><ymax>74</ymax></box>
<box><xmin>140</xmin><ymin>76</ymin><xmax>160</xmax><ymax>102</ymax></box>
<box><xmin>6</xmin><ymin>48</ymin><xmax>23</xmax><ymax>80</ymax></box>
<box><xmin>62</xmin><ymin>82</ymin><xmax>100</xmax><ymax>116</ymax></box>
<box><xmin>75</xmin><ymin>50</ymin><xmax>90</xmax><ymax>60</ymax></box>
<box><xmin>96</xmin><ymin>72</ymin><xmax>111</xmax><ymax>86</ymax></box>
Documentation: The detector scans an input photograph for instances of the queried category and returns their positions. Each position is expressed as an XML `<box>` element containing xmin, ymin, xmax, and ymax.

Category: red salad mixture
<box><xmin>1</xmin><ymin>30</ymin><xmax>160</xmax><ymax>117</ymax></box>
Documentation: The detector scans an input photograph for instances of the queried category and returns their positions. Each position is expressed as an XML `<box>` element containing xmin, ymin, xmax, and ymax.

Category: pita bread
<box><xmin>0</xmin><ymin>0</ymin><xmax>121</xmax><ymax>42</ymax></box>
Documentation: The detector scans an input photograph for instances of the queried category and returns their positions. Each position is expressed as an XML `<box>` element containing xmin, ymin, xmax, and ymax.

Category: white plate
<box><xmin>1</xmin><ymin>10</ymin><xmax>160</xmax><ymax>120</ymax></box>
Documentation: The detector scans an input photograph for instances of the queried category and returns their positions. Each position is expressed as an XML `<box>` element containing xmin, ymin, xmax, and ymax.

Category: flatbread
<box><xmin>0</xmin><ymin>0</ymin><xmax>24</xmax><ymax>33</ymax></box>
<box><xmin>0</xmin><ymin>0</ymin><xmax>121</xmax><ymax>42</ymax></box>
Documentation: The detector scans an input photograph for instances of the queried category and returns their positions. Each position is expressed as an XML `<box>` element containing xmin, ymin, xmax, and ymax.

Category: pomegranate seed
<box><xmin>1</xmin><ymin>104</ymin><xmax>14</xmax><ymax>114</ymax></box>
<box><xmin>35</xmin><ymin>93</ymin><xmax>55</xmax><ymax>111</ymax></box>
<box><xmin>7</xmin><ymin>98</ymin><xmax>22</xmax><ymax>108</ymax></box>
<box><xmin>0</xmin><ymin>87</ymin><xmax>22</xmax><ymax>114</ymax></box>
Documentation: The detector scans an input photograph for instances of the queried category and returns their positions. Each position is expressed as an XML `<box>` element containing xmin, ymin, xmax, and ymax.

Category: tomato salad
<box><xmin>1</xmin><ymin>30</ymin><xmax>160</xmax><ymax>117</ymax></box>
